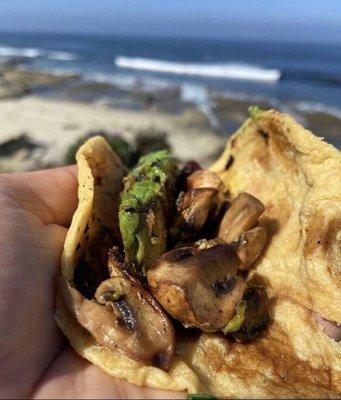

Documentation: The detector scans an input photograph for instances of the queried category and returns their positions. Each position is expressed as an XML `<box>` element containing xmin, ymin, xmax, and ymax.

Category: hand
<box><xmin>0</xmin><ymin>167</ymin><xmax>184</xmax><ymax>399</ymax></box>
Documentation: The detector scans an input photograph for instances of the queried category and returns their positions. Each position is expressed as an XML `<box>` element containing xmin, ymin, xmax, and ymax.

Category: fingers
<box><xmin>32</xmin><ymin>347</ymin><xmax>185</xmax><ymax>399</ymax></box>
<box><xmin>0</xmin><ymin>220</ymin><xmax>67</xmax><ymax>398</ymax></box>
<box><xmin>0</xmin><ymin>166</ymin><xmax>78</xmax><ymax>227</ymax></box>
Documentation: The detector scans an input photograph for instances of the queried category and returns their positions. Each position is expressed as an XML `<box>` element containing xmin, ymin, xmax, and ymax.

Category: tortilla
<box><xmin>56</xmin><ymin>111</ymin><xmax>341</xmax><ymax>398</ymax></box>
<box><xmin>56</xmin><ymin>136</ymin><xmax>200</xmax><ymax>394</ymax></box>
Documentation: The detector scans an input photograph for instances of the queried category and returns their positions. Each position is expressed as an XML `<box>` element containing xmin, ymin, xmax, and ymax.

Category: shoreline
<box><xmin>0</xmin><ymin>66</ymin><xmax>340</xmax><ymax>173</ymax></box>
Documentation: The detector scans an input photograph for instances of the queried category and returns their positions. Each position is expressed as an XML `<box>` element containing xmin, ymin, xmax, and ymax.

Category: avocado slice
<box><xmin>119</xmin><ymin>150</ymin><xmax>177</xmax><ymax>274</ymax></box>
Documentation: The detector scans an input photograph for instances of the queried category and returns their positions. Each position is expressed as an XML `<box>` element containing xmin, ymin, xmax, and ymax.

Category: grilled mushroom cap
<box><xmin>218</xmin><ymin>192</ymin><xmax>265</xmax><ymax>243</ymax></box>
<box><xmin>218</xmin><ymin>192</ymin><xmax>267</xmax><ymax>269</ymax></box>
<box><xmin>187</xmin><ymin>169</ymin><xmax>223</xmax><ymax>190</ymax></box>
<box><xmin>172</xmin><ymin>170</ymin><xmax>225</xmax><ymax>240</ymax></box>
<box><xmin>147</xmin><ymin>244</ymin><xmax>246</xmax><ymax>332</ymax></box>
<box><xmin>58</xmin><ymin>275</ymin><xmax>175</xmax><ymax>370</ymax></box>
<box><xmin>176</xmin><ymin>188</ymin><xmax>219</xmax><ymax>232</ymax></box>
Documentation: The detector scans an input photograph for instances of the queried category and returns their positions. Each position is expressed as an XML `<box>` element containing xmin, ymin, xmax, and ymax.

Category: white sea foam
<box><xmin>46</xmin><ymin>51</ymin><xmax>77</xmax><ymax>61</ymax></box>
<box><xmin>0</xmin><ymin>45</ymin><xmax>43</xmax><ymax>58</ymax></box>
<box><xmin>0</xmin><ymin>45</ymin><xmax>76</xmax><ymax>61</ymax></box>
<box><xmin>115</xmin><ymin>56</ymin><xmax>281</xmax><ymax>82</ymax></box>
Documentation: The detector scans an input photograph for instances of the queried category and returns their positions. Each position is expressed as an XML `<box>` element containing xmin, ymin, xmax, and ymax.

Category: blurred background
<box><xmin>0</xmin><ymin>0</ymin><xmax>340</xmax><ymax>172</ymax></box>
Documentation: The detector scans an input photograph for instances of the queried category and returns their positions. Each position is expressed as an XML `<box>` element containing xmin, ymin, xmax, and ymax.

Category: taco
<box><xmin>56</xmin><ymin>110</ymin><xmax>341</xmax><ymax>398</ymax></box>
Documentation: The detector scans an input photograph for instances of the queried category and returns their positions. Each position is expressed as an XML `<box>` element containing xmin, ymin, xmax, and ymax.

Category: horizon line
<box><xmin>1</xmin><ymin>29</ymin><xmax>341</xmax><ymax>46</ymax></box>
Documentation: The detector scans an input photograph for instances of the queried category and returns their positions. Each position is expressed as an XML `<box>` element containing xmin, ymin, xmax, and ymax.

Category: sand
<box><xmin>0</xmin><ymin>96</ymin><xmax>225</xmax><ymax>172</ymax></box>
<box><xmin>0</xmin><ymin>86</ymin><xmax>340</xmax><ymax>174</ymax></box>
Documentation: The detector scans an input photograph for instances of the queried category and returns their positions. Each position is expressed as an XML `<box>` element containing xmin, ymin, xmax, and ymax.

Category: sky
<box><xmin>0</xmin><ymin>0</ymin><xmax>341</xmax><ymax>42</ymax></box>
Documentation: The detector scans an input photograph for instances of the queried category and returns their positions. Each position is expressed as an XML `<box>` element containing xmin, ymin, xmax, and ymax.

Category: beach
<box><xmin>0</xmin><ymin>63</ymin><xmax>340</xmax><ymax>173</ymax></box>
<box><xmin>1</xmin><ymin>32</ymin><xmax>341</xmax><ymax>174</ymax></box>
<box><xmin>0</xmin><ymin>92</ymin><xmax>225</xmax><ymax>172</ymax></box>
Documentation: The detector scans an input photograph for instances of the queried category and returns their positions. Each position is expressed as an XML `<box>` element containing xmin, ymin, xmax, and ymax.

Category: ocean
<box><xmin>1</xmin><ymin>32</ymin><xmax>341</xmax><ymax>119</ymax></box>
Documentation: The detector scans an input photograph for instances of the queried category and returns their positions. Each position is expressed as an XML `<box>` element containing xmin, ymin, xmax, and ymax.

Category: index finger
<box><xmin>0</xmin><ymin>165</ymin><xmax>78</xmax><ymax>227</ymax></box>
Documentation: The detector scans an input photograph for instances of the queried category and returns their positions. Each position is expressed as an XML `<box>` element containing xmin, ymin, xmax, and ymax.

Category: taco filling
<box><xmin>63</xmin><ymin>144</ymin><xmax>271</xmax><ymax>371</ymax></box>
<box><xmin>120</xmin><ymin>153</ymin><xmax>270</xmax><ymax>341</ymax></box>
<box><xmin>56</xmin><ymin>111</ymin><xmax>341</xmax><ymax>398</ymax></box>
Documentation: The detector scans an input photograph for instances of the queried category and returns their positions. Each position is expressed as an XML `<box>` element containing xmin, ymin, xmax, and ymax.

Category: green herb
<box><xmin>222</xmin><ymin>300</ymin><xmax>247</xmax><ymax>335</ymax></box>
<box><xmin>248</xmin><ymin>105</ymin><xmax>263</xmax><ymax>120</ymax></box>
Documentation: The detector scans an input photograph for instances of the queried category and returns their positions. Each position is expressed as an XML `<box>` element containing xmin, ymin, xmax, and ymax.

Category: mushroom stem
<box><xmin>235</xmin><ymin>224</ymin><xmax>267</xmax><ymax>270</ymax></box>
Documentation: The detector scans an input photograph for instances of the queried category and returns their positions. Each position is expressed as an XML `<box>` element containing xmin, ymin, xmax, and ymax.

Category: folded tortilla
<box><xmin>56</xmin><ymin>111</ymin><xmax>341</xmax><ymax>398</ymax></box>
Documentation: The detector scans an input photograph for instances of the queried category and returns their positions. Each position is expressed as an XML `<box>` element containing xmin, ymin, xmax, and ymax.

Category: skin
<box><xmin>0</xmin><ymin>166</ymin><xmax>184</xmax><ymax>399</ymax></box>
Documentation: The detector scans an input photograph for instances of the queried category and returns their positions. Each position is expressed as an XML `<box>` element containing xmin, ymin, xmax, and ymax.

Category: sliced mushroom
<box><xmin>108</xmin><ymin>246</ymin><xmax>144</xmax><ymax>285</ymax></box>
<box><xmin>187</xmin><ymin>169</ymin><xmax>223</xmax><ymax>191</ymax></box>
<box><xmin>235</xmin><ymin>224</ymin><xmax>267</xmax><ymax>269</ymax></box>
<box><xmin>187</xmin><ymin>169</ymin><xmax>229</xmax><ymax>223</ymax></box>
<box><xmin>218</xmin><ymin>192</ymin><xmax>265</xmax><ymax>243</ymax></box>
<box><xmin>178</xmin><ymin>188</ymin><xmax>218</xmax><ymax>230</ymax></box>
<box><xmin>171</xmin><ymin>170</ymin><xmax>226</xmax><ymax>241</ymax></box>
<box><xmin>58</xmin><ymin>275</ymin><xmax>175</xmax><ymax>370</ymax></box>
<box><xmin>147</xmin><ymin>244</ymin><xmax>246</xmax><ymax>332</ymax></box>
<box><xmin>107</xmin><ymin>246</ymin><xmax>125</xmax><ymax>278</ymax></box>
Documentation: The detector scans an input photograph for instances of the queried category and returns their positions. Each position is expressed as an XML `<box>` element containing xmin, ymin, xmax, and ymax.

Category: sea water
<box><xmin>0</xmin><ymin>32</ymin><xmax>340</xmax><ymax>113</ymax></box>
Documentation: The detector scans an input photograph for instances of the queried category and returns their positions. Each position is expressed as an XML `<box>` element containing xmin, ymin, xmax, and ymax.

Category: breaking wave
<box><xmin>0</xmin><ymin>45</ymin><xmax>76</xmax><ymax>60</ymax></box>
<box><xmin>115</xmin><ymin>56</ymin><xmax>281</xmax><ymax>82</ymax></box>
<box><xmin>0</xmin><ymin>45</ymin><xmax>43</xmax><ymax>58</ymax></box>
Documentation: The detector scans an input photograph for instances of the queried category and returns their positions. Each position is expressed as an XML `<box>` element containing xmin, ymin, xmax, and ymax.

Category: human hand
<box><xmin>0</xmin><ymin>167</ymin><xmax>184</xmax><ymax>399</ymax></box>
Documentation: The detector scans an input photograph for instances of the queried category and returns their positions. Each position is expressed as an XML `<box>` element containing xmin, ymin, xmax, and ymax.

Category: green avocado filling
<box><xmin>222</xmin><ymin>299</ymin><xmax>247</xmax><ymax>335</ymax></box>
<box><xmin>119</xmin><ymin>150</ymin><xmax>177</xmax><ymax>274</ymax></box>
